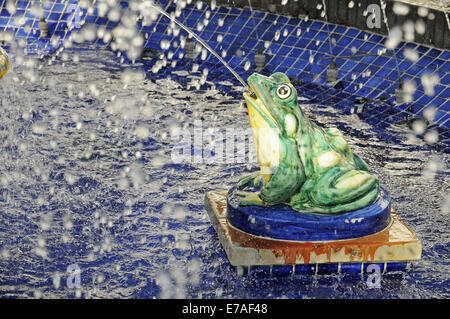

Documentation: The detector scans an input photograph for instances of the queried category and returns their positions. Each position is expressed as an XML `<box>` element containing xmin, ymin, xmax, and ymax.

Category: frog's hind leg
<box><xmin>293</xmin><ymin>167</ymin><xmax>379</xmax><ymax>214</ymax></box>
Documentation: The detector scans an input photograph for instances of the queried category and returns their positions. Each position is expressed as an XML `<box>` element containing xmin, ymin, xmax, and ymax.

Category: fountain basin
<box><xmin>205</xmin><ymin>190</ymin><xmax>421</xmax><ymax>267</ymax></box>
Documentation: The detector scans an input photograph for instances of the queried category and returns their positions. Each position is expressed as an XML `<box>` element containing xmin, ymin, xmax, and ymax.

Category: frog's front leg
<box><xmin>237</xmin><ymin>162</ymin><xmax>305</xmax><ymax>206</ymax></box>
<box><xmin>236</xmin><ymin>171</ymin><xmax>263</xmax><ymax>190</ymax></box>
<box><xmin>235</xmin><ymin>172</ymin><xmax>265</xmax><ymax>206</ymax></box>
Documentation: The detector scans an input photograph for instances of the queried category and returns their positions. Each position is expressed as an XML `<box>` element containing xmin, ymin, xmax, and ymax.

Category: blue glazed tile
<box><xmin>296</xmin><ymin>37</ymin><xmax>311</xmax><ymax>48</ymax></box>
<box><xmin>336</xmin><ymin>36</ymin><xmax>352</xmax><ymax>46</ymax></box>
<box><xmin>334</xmin><ymin>25</ymin><xmax>347</xmax><ymax>34</ymax></box>
<box><xmin>271</xmin><ymin>265</ymin><xmax>293</xmax><ymax>276</ymax></box>
<box><xmin>285</xmin><ymin>68</ymin><xmax>299</xmax><ymax>77</ymax></box>
<box><xmin>352</xmin><ymin>62</ymin><xmax>369</xmax><ymax>73</ymax></box>
<box><xmin>416</xmin><ymin>55</ymin><xmax>435</xmax><ymax>68</ymax></box>
<box><xmin>372</xmin><ymin>55</ymin><xmax>389</xmax><ymax>66</ymax></box>
<box><xmin>356</xmin><ymin>86</ymin><xmax>372</xmax><ymax>97</ymax></box>
<box><xmin>368</xmin><ymin>34</ymin><xmax>383</xmax><ymax>43</ymax></box>
<box><xmin>386</xmin><ymin>69</ymin><xmax>400</xmax><ymax>81</ymax></box>
<box><xmin>229</xmin><ymin>7</ymin><xmax>241</xmax><ymax>15</ymax></box>
<box><xmin>348</xmin><ymin>39</ymin><xmax>364</xmax><ymax>49</ymax></box>
<box><xmin>367</xmin><ymin>89</ymin><xmax>382</xmax><ymax>99</ymax></box>
<box><xmin>440</xmin><ymin>61</ymin><xmax>450</xmax><ymax>73</ymax></box>
<box><xmin>417</xmin><ymin>94</ymin><xmax>434</xmax><ymax>106</ymax></box>
<box><xmin>253</xmin><ymin>11</ymin><xmax>266</xmax><ymax>19</ymax></box>
<box><xmin>264</xmin><ymin>13</ymin><xmax>277</xmax><ymax>22</ymax></box>
<box><xmin>299</xmin><ymin>19</ymin><xmax>313</xmax><ymax>28</ymax></box>
<box><xmin>438</xmin><ymin>50</ymin><xmax>450</xmax><ymax>60</ymax></box>
<box><xmin>277</xmin><ymin>16</ymin><xmax>289</xmax><ymax>24</ymax></box>
<box><xmin>293</xmin><ymin>59</ymin><xmax>308</xmax><ymax>69</ymax></box>
<box><xmin>249</xmin><ymin>265</ymin><xmax>271</xmax><ymax>277</ymax></box>
<box><xmin>261</xmin><ymin>30</ymin><xmax>275</xmax><ymax>41</ymax></box>
<box><xmin>366</xmin><ymin>77</ymin><xmax>382</xmax><ymax>87</ymax></box>
<box><xmin>306</xmin><ymin>40</ymin><xmax>320</xmax><ymax>50</ymax></box>
<box><xmin>317</xmin><ymin>263</ymin><xmax>339</xmax><ymax>274</ymax></box>
<box><xmin>287</xmin><ymin>17</ymin><xmax>300</xmax><ymax>26</ymax></box>
<box><xmin>439</xmin><ymin>87</ymin><xmax>450</xmax><ymax>100</ymax></box>
<box><xmin>274</xmin><ymin>65</ymin><xmax>289</xmax><ymax>74</ymax></box>
<box><xmin>405</xmin><ymin>64</ymin><xmax>423</xmax><ymax>76</ymax></box>
<box><xmin>294</xmin><ymin>264</ymin><xmax>316</xmax><ymax>275</ymax></box>
<box><xmin>310</xmin><ymin>64</ymin><xmax>324</xmax><ymax>75</ymax></box>
<box><xmin>286</xmin><ymin>35</ymin><xmax>299</xmax><ymax>44</ymax></box>
<box><xmin>430</xmin><ymin>96</ymin><xmax>446</xmax><ymax>108</ymax></box>
<box><xmin>438</xmin><ymin>114</ymin><xmax>450</xmax><ymax>127</ymax></box>
<box><xmin>340</xmin><ymin>263</ymin><xmax>363</xmax><ymax>275</ymax></box>
<box><xmin>355</xmin><ymin>31</ymin><xmax>368</xmax><ymax>40</ymax></box>
<box><xmin>289</xmin><ymin>47</ymin><xmax>304</xmax><ymax>58</ymax></box>
<box><xmin>314</xmin><ymin>31</ymin><xmax>329</xmax><ymax>41</ymax></box>
<box><xmin>303</xmin><ymin>29</ymin><xmax>317</xmax><ymax>39</ymax></box>
<box><xmin>427</xmin><ymin>48</ymin><xmax>442</xmax><ymax>58</ymax></box>
<box><xmin>268</xmin><ymin>55</ymin><xmax>284</xmax><ymax>66</ymax></box>
<box><xmin>277</xmin><ymin>45</ymin><xmax>292</xmax><ymax>56</ymax></box>
<box><xmin>374</xmin><ymin>67</ymin><xmax>391</xmax><ymax>78</ymax></box>
<box><xmin>345</xmin><ymin>28</ymin><xmax>360</xmax><ymax>37</ymax></box>
<box><xmin>416</xmin><ymin>45</ymin><xmax>430</xmax><ymax>54</ymax></box>
<box><xmin>217</xmin><ymin>6</ymin><xmax>229</xmax><ymax>14</ymax></box>
<box><xmin>360</xmin><ymin>42</ymin><xmax>375</xmax><ymax>52</ymax></box>
<box><xmin>384</xmin><ymin>57</ymin><xmax>399</xmax><ymax>69</ymax></box>
<box><xmin>282</xmin><ymin>56</ymin><xmax>297</xmax><ymax>67</ymax></box>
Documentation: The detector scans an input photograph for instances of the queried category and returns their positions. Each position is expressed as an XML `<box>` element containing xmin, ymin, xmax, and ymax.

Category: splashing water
<box><xmin>148</xmin><ymin>2</ymin><xmax>251</xmax><ymax>92</ymax></box>
<box><xmin>0</xmin><ymin>44</ymin><xmax>449</xmax><ymax>298</ymax></box>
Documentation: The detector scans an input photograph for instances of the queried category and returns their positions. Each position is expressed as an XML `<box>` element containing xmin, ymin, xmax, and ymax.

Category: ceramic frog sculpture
<box><xmin>237</xmin><ymin>72</ymin><xmax>379</xmax><ymax>215</ymax></box>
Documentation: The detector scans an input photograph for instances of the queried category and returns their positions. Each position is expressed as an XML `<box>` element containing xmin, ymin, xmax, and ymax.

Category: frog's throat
<box><xmin>243</xmin><ymin>92</ymin><xmax>278</xmax><ymax>129</ymax></box>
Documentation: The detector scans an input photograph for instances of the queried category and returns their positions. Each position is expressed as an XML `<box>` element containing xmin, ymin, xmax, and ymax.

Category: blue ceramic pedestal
<box><xmin>205</xmin><ymin>187</ymin><xmax>422</xmax><ymax>274</ymax></box>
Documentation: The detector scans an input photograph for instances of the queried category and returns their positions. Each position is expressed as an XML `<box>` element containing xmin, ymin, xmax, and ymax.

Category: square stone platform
<box><xmin>205</xmin><ymin>190</ymin><xmax>422</xmax><ymax>266</ymax></box>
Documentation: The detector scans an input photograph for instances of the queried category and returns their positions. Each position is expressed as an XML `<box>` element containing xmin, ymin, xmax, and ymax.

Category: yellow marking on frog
<box><xmin>246</xmin><ymin>97</ymin><xmax>280</xmax><ymax>175</ymax></box>
<box><xmin>316</xmin><ymin>151</ymin><xmax>342</xmax><ymax>168</ymax></box>
<box><xmin>327</xmin><ymin>127</ymin><xmax>342</xmax><ymax>135</ymax></box>
<box><xmin>284</xmin><ymin>113</ymin><xmax>297</xmax><ymax>137</ymax></box>
<box><xmin>335</xmin><ymin>171</ymin><xmax>371</xmax><ymax>189</ymax></box>
<box><xmin>0</xmin><ymin>47</ymin><xmax>10</xmax><ymax>79</ymax></box>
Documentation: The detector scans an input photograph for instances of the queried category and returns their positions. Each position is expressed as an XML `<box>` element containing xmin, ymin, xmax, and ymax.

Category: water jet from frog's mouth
<box><xmin>149</xmin><ymin>3</ymin><xmax>253</xmax><ymax>94</ymax></box>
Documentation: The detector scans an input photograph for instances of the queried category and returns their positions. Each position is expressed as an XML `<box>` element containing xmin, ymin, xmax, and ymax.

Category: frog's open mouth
<box><xmin>243</xmin><ymin>85</ymin><xmax>278</xmax><ymax>128</ymax></box>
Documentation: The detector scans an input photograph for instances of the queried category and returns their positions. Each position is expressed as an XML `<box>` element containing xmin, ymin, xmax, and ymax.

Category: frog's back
<box><xmin>299</xmin><ymin>123</ymin><xmax>363</xmax><ymax>177</ymax></box>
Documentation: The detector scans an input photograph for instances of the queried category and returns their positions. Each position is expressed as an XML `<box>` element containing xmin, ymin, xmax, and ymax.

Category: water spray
<box><xmin>149</xmin><ymin>2</ymin><xmax>252</xmax><ymax>93</ymax></box>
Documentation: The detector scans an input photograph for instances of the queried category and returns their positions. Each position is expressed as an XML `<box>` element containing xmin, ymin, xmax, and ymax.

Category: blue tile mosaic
<box><xmin>0</xmin><ymin>0</ymin><xmax>448</xmax><ymax>139</ymax></box>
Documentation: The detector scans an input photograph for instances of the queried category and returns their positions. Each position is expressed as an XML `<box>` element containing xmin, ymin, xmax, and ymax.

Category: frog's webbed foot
<box><xmin>237</xmin><ymin>172</ymin><xmax>263</xmax><ymax>190</ymax></box>
<box><xmin>236</xmin><ymin>172</ymin><xmax>266</xmax><ymax>206</ymax></box>
<box><xmin>235</xmin><ymin>191</ymin><xmax>265</xmax><ymax>206</ymax></box>
<box><xmin>291</xmin><ymin>167</ymin><xmax>379</xmax><ymax>214</ymax></box>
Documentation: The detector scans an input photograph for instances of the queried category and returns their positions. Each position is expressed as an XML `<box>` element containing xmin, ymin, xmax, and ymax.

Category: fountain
<box><xmin>205</xmin><ymin>71</ymin><xmax>421</xmax><ymax>269</ymax></box>
<box><xmin>0</xmin><ymin>0</ymin><xmax>448</xmax><ymax>299</ymax></box>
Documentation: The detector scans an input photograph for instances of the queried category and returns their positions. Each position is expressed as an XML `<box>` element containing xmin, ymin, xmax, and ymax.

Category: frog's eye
<box><xmin>276</xmin><ymin>85</ymin><xmax>291</xmax><ymax>99</ymax></box>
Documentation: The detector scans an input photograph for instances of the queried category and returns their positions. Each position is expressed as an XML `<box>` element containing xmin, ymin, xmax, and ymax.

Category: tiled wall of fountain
<box><xmin>0</xmin><ymin>0</ymin><xmax>449</xmax><ymax>147</ymax></box>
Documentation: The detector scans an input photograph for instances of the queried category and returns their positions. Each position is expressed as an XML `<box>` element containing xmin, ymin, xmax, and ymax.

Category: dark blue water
<box><xmin>0</xmin><ymin>45</ymin><xmax>448</xmax><ymax>298</ymax></box>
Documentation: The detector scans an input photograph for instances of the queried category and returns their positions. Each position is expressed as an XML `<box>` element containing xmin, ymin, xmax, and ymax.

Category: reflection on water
<box><xmin>0</xmin><ymin>45</ymin><xmax>448</xmax><ymax>298</ymax></box>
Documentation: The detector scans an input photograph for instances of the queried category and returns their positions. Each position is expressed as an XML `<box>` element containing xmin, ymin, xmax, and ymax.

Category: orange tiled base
<box><xmin>205</xmin><ymin>190</ymin><xmax>422</xmax><ymax>266</ymax></box>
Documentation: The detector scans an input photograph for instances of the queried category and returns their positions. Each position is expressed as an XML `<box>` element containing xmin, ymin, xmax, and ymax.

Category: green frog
<box><xmin>237</xmin><ymin>72</ymin><xmax>379</xmax><ymax>215</ymax></box>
